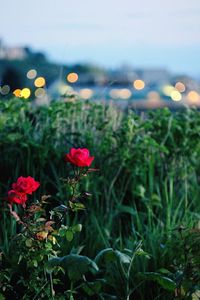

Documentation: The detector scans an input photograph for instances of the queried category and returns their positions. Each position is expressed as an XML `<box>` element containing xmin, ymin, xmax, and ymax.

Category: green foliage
<box><xmin>1</xmin><ymin>98</ymin><xmax>200</xmax><ymax>299</ymax></box>
<box><xmin>140</xmin><ymin>272</ymin><xmax>176</xmax><ymax>291</ymax></box>
<box><xmin>47</xmin><ymin>254</ymin><xmax>99</xmax><ymax>281</ymax></box>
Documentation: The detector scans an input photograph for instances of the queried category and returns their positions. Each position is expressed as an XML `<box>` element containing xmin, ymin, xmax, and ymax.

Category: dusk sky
<box><xmin>1</xmin><ymin>0</ymin><xmax>200</xmax><ymax>77</ymax></box>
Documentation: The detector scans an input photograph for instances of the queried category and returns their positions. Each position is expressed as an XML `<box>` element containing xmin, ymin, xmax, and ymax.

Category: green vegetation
<box><xmin>1</xmin><ymin>98</ymin><xmax>200</xmax><ymax>299</ymax></box>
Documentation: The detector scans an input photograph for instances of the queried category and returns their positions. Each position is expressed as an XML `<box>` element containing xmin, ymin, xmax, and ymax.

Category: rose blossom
<box><xmin>12</xmin><ymin>176</ymin><xmax>40</xmax><ymax>195</ymax></box>
<box><xmin>65</xmin><ymin>148</ymin><xmax>94</xmax><ymax>167</ymax></box>
<box><xmin>8</xmin><ymin>189</ymin><xmax>28</xmax><ymax>205</ymax></box>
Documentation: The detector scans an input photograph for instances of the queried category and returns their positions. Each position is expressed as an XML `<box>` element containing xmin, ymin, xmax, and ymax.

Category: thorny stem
<box><xmin>70</xmin><ymin>167</ymin><xmax>85</xmax><ymax>201</ymax></box>
<box><xmin>47</xmin><ymin>236</ymin><xmax>55</xmax><ymax>299</ymax></box>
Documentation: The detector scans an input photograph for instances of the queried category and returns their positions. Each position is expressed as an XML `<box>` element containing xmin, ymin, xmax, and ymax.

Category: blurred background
<box><xmin>0</xmin><ymin>0</ymin><xmax>200</xmax><ymax>109</ymax></box>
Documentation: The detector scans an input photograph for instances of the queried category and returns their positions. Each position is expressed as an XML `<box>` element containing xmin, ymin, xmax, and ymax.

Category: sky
<box><xmin>1</xmin><ymin>0</ymin><xmax>200</xmax><ymax>77</ymax></box>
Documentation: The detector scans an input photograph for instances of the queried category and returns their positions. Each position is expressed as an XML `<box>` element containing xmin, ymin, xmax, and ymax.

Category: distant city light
<box><xmin>133</xmin><ymin>79</ymin><xmax>145</xmax><ymax>90</ymax></box>
<box><xmin>67</xmin><ymin>72</ymin><xmax>78</xmax><ymax>83</ymax></box>
<box><xmin>35</xmin><ymin>88</ymin><xmax>46</xmax><ymax>98</ymax></box>
<box><xmin>119</xmin><ymin>88</ymin><xmax>132</xmax><ymax>99</ymax></box>
<box><xmin>147</xmin><ymin>91</ymin><xmax>160</xmax><ymax>100</ymax></box>
<box><xmin>0</xmin><ymin>85</ymin><xmax>10</xmax><ymax>95</ymax></box>
<box><xmin>57</xmin><ymin>84</ymin><xmax>74</xmax><ymax>95</ymax></box>
<box><xmin>109</xmin><ymin>88</ymin><xmax>132</xmax><ymax>99</ymax></box>
<box><xmin>21</xmin><ymin>88</ymin><xmax>31</xmax><ymax>99</ymax></box>
<box><xmin>79</xmin><ymin>88</ymin><xmax>93</xmax><ymax>99</ymax></box>
<box><xmin>171</xmin><ymin>90</ymin><xmax>182</xmax><ymax>101</ymax></box>
<box><xmin>187</xmin><ymin>91</ymin><xmax>200</xmax><ymax>104</ymax></box>
<box><xmin>175</xmin><ymin>82</ymin><xmax>186</xmax><ymax>93</ymax></box>
<box><xmin>162</xmin><ymin>85</ymin><xmax>175</xmax><ymax>96</ymax></box>
<box><xmin>34</xmin><ymin>77</ymin><xmax>46</xmax><ymax>88</ymax></box>
<box><xmin>27</xmin><ymin>69</ymin><xmax>37</xmax><ymax>79</ymax></box>
<box><xmin>109</xmin><ymin>89</ymin><xmax>120</xmax><ymax>99</ymax></box>
<box><xmin>13</xmin><ymin>89</ymin><xmax>21</xmax><ymax>97</ymax></box>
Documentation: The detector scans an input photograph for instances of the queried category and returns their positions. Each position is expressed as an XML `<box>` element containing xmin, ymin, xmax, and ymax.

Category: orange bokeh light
<box><xmin>13</xmin><ymin>89</ymin><xmax>21</xmax><ymax>97</ymax></box>
<box><xmin>133</xmin><ymin>79</ymin><xmax>145</xmax><ymax>90</ymax></box>
<box><xmin>34</xmin><ymin>77</ymin><xmax>46</xmax><ymax>88</ymax></box>
<box><xmin>67</xmin><ymin>72</ymin><xmax>78</xmax><ymax>83</ymax></box>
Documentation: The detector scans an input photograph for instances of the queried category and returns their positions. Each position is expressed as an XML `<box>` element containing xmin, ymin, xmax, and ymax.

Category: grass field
<box><xmin>1</xmin><ymin>98</ymin><xmax>200</xmax><ymax>299</ymax></box>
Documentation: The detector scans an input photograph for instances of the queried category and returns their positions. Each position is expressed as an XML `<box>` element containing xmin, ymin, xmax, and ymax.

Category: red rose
<box><xmin>12</xmin><ymin>176</ymin><xmax>40</xmax><ymax>195</ymax></box>
<box><xmin>65</xmin><ymin>148</ymin><xmax>94</xmax><ymax>167</ymax></box>
<box><xmin>8</xmin><ymin>189</ymin><xmax>27</xmax><ymax>205</ymax></box>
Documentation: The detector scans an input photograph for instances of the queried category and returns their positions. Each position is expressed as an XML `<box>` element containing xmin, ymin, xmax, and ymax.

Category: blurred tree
<box><xmin>1</xmin><ymin>67</ymin><xmax>23</xmax><ymax>91</ymax></box>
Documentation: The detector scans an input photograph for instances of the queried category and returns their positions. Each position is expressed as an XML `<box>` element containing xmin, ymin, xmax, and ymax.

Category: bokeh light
<box><xmin>133</xmin><ymin>79</ymin><xmax>145</xmax><ymax>90</ymax></box>
<box><xmin>13</xmin><ymin>89</ymin><xmax>21</xmax><ymax>97</ymax></box>
<box><xmin>187</xmin><ymin>91</ymin><xmax>200</xmax><ymax>104</ymax></box>
<box><xmin>0</xmin><ymin>85</ymin><xmax>10</xmax><ymax>95</ymax></box>
<box><xmin>67</xmin><ymin>72</ymin><xmax>78</xmax><ymax>83</ymax></box>
<box><xmin>79</xmin><ymin>88</ymin><xmax>93</xmax><ymax>99</ymax></box>
<box><xmin>27</xmin><ymin>69</ymin><xmax>37</xmax><ymax>79</ymax></box>
<box><xmin>109</xmin><ymin>89</ymin><xmax>120</xmax><ymax>99</ymax></box>
<box><xmin>35</xmin><ymin>88</ymin><xmax>46</xmax><ymax>98</ymax></box>
<box><xmin>162</xmin><ymin>85</ymin><xmax>175</xmax><ymax>96</ymax></box>
<box><xmin>21</xmin><ymin>88</ymin><xmax>31</xmax><ymax>99</ymax></box>
<box><xmin>175</xmin><ymin>82</ymin><xmax>186</xmax><ymax>93</ymax></box>
<box><xmin>170</xmin><ymin>90</ymin><xmax>182</xmax><ymax>101</ymax></box>
<box><xmin>119</xmin><ymin>88</ymin><xmax>132</xmax><ymax>99</ymax></box>
<box><xmin>147</xmin><ymin>91</ymin><xmax>160</xmax><ymax>101</ymax></box>
<box><xmin>34</xmin><ymin>77</ymin><xmax>46</xmax><ymax>88</ymax></box>
<box><xmin>109</xmin><ymin>88</ymin><xmax>132</xmax><ymax>99</ymax></box>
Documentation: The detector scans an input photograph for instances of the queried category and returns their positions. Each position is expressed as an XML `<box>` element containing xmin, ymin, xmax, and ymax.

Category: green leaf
<box><xmin>95</xmin><ymin>248</ymin><xmax>131</xmax><ymax>266</ymax></box>
<box><xmin>66</xmin><ymin>230</ymin><xmax>74</xmax><ymax>242</ymax></box>
<box><xmin>135</xmin><ymin>248</ymin><xmax>151</xmax><ymax>259</ymax></box>
<box><xmin>82</xmin><ymin>281</ymin><xmax>102</xmax><ymax>296</ymax></box>
<box><xmin>0</xmin><ymin>293</ymin><xmax>5</xmax><ymax>300</ymax></box>
<box><xmin>151</xmin><ymin>194</ymin><xmax>162</xmax><ymax>207</ymax></box>
<box><xmin>72</xmin><ymin>224</ymin><xmax>82</xmax><ymax>233</ymax></box>
<box><xmin>116</xmin><ymin>205</ymin><xmax>136</xmax><ymax>216</ymax></box>
<box><xmin>25</xmin><ymin>239</ymin><xmax>33</xmax><ymax>248</ymax></box>
<box><xmin>69</xmin><ymin>201</ymin><xmax>86</xmax><ymax>212</ymax></box>
<box><xmin>59</xmin><ymin>225</ymin><xmax>69</xmax><ymax>237</ymax></box>
<box><xmin>53</xmin><ymin>205</ymin><xmax>68</xmax><ymax>212</ymax></box>
<box><xmin>115</xmin><ymin>250</ymin><xmax>131</xmax><ymax>264</ymax></box>
<box><xmin>158</xmin><ymin>268</ymin><xmax>171</xmax><ymax>275</ymax></box>
<box><xmin>141</xmin><ymin>272</ymin><xmax>176</xmax><ymax>291</ymax></box>
<box><xmin>94</xmin><ymin>248</ymin><xmax>116</xmax><ymax>265</ymax></box>
<box><xmin>33</xmin><ymin>260</ymin><xmax>38</xmax><ymax>268</ymax></box>
<box><xmin>45</xmin><ymin>242</ymin><xmax>52</xmax><ymax>250</ymax></box>
<box><xmin>47</xmin><ymin>254</ymin><xmax>99</xmax><ymax>281</ymax></box>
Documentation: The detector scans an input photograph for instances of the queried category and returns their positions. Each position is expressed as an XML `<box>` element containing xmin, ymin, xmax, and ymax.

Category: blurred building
<box><xmin>0</xmin><ymin>40</ymin><xmax>29</xmax><ymax>60</ymax></box>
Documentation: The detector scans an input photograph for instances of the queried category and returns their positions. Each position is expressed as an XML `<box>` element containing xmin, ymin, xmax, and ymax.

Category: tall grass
<box><xmin>1</xmin><ymin>98</ymin><xmax>200</xmax><ymax>298</ymax></box>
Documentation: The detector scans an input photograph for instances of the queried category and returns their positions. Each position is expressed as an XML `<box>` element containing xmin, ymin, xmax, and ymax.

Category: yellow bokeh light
<box><xmin>35</xmin><ymin>88</ymin><xmax>46</xmax><ymax>98</ymax></box>
<box><xmin>13</xmin><ymin>89</ymin><xmax>21</xmax><ymax>97</ymax></box>
<box><xmin>0</xmin><ymin>85</ymin><xmax>10</xmax><ymax>95</ymax></box>
<box><xmin>27</xmin><ymin>69</ymin><xmax>37</xmax><ymax>79</ymax></box>
<box><xmin>133</xmin><ymin>79</ymin><xmax>145</xmax><ymax>90</ymax></box>
<box><xmin>162</xmin><ymin>85</ymin><xmax>175</xmax><ymax>96</ymax></box>
<box><xmin>171</xmin><ymin>90</ymin><xmax>182</xmax><ymax>101</ymax></box>
<box><xmin>34</xmin><ymin>77</ymin><xmax>46</xmax><ymax>88</ymax></box>
<box><xmin>21</xmin><ymin>88</ymin><xmax>31</xmax><ymax>99</ymax></box>
<box><xmin>79</xmin><ymin>88</ymin><xmax>93</xmax><ymax>99</ymax></box>
<box><xmin>67</xmin><ymin>72</ymin><xmax>78</xmax><ymax>83</ymax></box>
<box><xmin>187</xmin><ymin>91</ymin><xmax>200</xmax><ymax>104</ymax></box>
<box><xmin>119</xmin><ymin>88</ymin><xmax>132</xmax><ymax>99</ymax></box>
<box><xmin>175</xmin><ymin>82</ymin><xmax>185</xmax><ymax>93</ymax></box>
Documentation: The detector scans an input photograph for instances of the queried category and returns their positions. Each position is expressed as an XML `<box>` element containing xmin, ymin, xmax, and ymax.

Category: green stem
<box><xmin>126</xmin><ymin>241</ymin><xmax>142</xmax><ymax>300</ymax></box>
<box><xmin>70</xmin><ymin>282</ymin><xmax>74</xmax><ymax>300</ymax></box>
<box><xmin>49</xmin><ymin>271</ymin><xmax>55</xmax><ymax>299</ymax></box>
